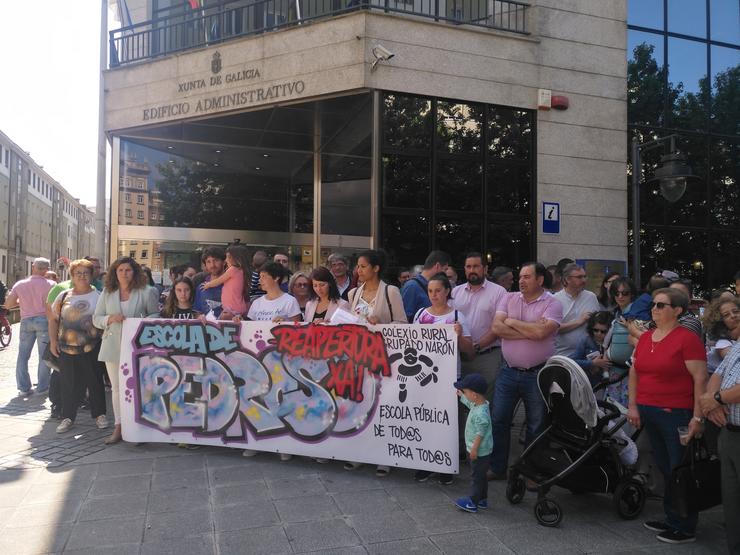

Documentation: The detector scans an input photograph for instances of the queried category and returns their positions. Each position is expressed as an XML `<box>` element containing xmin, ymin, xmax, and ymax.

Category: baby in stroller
<box><xmin>505</xmin><ymin>355</ymin><xmax>644</xmax><ymax>527</ymax></box>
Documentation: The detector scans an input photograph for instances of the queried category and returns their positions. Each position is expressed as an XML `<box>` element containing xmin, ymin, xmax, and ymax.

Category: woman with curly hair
<box><xmin>93</xmin><ymin>257</ymin><xmax>160</xmax><ymax>444</ymax></box>
<box><xmin>703</xmin><ymin>297</ymin><xmax>740</xmax><ymax>373</ymax></box>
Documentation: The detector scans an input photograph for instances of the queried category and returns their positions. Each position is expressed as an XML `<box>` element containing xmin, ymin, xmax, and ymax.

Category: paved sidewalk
<box><xmin>0</xmin><ymin>324</ymin><xmax>729</xmax><ymax>554</ymax></box>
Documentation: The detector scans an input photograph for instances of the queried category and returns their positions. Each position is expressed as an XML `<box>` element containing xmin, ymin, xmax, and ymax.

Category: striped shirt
<box><xmin>716</xmin><ymin>341</ymin><xmax>740</xmax><ymax>426</ymax></box>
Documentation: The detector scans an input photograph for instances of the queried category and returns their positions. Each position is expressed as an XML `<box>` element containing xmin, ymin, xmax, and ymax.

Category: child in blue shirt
<box><xmin>454</xmin><ymin>373</ymin><xmax>493</xmax><ymax>513</ymax></box>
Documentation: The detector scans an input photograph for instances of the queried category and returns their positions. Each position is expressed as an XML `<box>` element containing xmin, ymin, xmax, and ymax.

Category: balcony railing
<box><xmin>110</xmin><ymin>0</ymin><xmax>528</xmax><ymax>67</ymax></box>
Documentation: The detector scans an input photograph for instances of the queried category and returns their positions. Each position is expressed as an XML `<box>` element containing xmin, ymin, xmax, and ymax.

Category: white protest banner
<box><xmin>119</xmin><ymin>320</ymin><xmax>459</xmax><ymax>473</ymax></box>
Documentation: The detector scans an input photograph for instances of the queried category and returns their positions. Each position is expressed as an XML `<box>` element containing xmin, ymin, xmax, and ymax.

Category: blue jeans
<box><xmin>490</xmin><ymin>364</ymin><xmax>546</xmax><ymax>475</ymax></box>
<box><xmin>638</xmin><ymin>404</ymin><xmax>697</xmax><ymax>534</ymax></box>
<box><xmin>16</xmin><ymin>315</ymin><xmax>50</xmax><ymax>393</ymax></box>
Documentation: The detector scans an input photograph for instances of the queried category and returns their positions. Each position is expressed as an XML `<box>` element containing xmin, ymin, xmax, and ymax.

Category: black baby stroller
<box><xmin>505</xmin><ymin>355</ymin><xmax>646</xmax><ymax>527</ymax></box>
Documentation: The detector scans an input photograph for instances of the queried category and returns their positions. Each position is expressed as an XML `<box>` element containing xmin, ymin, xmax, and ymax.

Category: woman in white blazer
<box><xmin>93</xmin><ymin>257</ymin><xmax>160</xmax><ymax>444</ymax></box>
<box><xmin>303</xmin><ymin>266</ymin><xmax>351</xmax><ymax>323</ymax></box>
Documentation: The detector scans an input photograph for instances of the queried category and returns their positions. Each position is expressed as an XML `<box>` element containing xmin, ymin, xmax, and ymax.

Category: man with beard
<box><xmin>193</xmin><ymin>246</ymin><xmax>226</xmax><ymax>318</ymax></box>
<box><xmin>451</xmin><ymin>252</ymin><xmax>508</xmax><ymax>398</ymax></box>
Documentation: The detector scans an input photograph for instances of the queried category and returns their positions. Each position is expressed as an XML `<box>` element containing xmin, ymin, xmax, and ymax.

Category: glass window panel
<box><xmin>710</xmin><ymin>139</ymin><xmax>739</xmax><ymax>228</ymax></box>
<box><xmin>119</xmin><ymin>138</ymin><xmax>313</xmax><ymax>232</ymax></box>
<box><xmin>710</xmin><ymin>0</ymin><xmax>740</xmax><ymax>44</ymax></box>
<box><xmin>487</xmin><ymin>162</ymin><xmax>532</xmax><ymax>214</ymax></box>
<box><xmin>631</xmin><ymin>128</ymin><xmax>667</xmax><ymax>226</ymax></box>
<box><xmin>381</xmin><ymin>214</ymin><xmax>431</xmax><ymax>272</ymax></box>
<box><xmin>628</xmin><ymin>31</ymin><xmax>667</xmax><ymax>126</ymax></box>
<box><xmin>436</xmin><ymin>101</ymin><xmax>484</xmax><ymax>155</ymax></box>
<box><xmin>321</xmin><ymin>155</ymin><xmax>371</xmax><ymax>237</ymax></box>
<box><xmin>486</xmin><ymin>217</ymin><xmax>533</xmax><ymax>270</ymax></box>
<box><xmin>668</xmin><ymin>0</ymin><xmax>707</xmax><ymax>38</ymax></box>
<box><xmin>668</xmin><ymin>38</ymin><xmax>707</xmax><ymax>95</ymax></box>
<box><xmin>382</xmin><ymin>155</ymin><xmax>431</xmax><ymax>209</ymax></box>
<box><xmin>710</xmin><ymin>45</ymin><xmax>740</xmax><ymax>133</ymax></box>
<box><xmin>383</xmin><ymin>94</ymin><xmax>433</xmax><ymax>152</ymax></box>
<box><xmin>668</xmin><ymin>37</ymin><xmax>708</xmax><ymax>129</ymax></box>
<box><xmin>436</xmin><ymin>159</ymin><xmax>482</xmax><ymax>212</ymax></box>
<box><xmin>628</xmin><ymin>0</ymin><xmax>664</xmax><ymax>29</ymax></box>
<box><xmin>487</xmin><ymin>108</ymin><xmax>533</xmax><ymax>160</ymax></box>
<box><xmin>663</xmin><ymin>135</ymin><xmax>708</xmax><ymax>227</ymax></box>
<box><xmin>710</xmin><ymin>232</ymin><xmax>740</xmax><ymax>291</ymax></box>
<box><xmin>435</xmin><ymin>216</ymin><xmax>483</xmax><ymax>268</ymax></box>
<box><xmin>321</xmin><ymin>94</ymin><xmax>372</xmax><ymax>156</ymax></box>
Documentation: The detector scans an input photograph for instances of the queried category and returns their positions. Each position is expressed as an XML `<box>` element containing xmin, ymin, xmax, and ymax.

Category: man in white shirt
<box><xmin>553</xmin><ymin>263</ymin><xmax>600</xmax><ymax>356</ymax></box>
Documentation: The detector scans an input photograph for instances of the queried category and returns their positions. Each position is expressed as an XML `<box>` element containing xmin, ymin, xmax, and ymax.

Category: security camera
<box><xmin>371</xmin><ymin>44</ymin><xmax>395</xmax><ymax>71</ymax></box>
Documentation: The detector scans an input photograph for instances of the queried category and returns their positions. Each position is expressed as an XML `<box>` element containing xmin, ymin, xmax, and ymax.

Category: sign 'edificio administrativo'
<box><xmin>141</xmin><ymin>51</ymin><xmax>307</xmax><ymax>123</ymax></box>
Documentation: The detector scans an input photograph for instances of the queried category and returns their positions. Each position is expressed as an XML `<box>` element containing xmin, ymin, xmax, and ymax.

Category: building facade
<box><xmin>105</xmin><ymin>0</ymin><xmax>630</xmax><ymax>280</ymax></box>
<box><xmin>0</xmin><ymin>130</ymin><xmax>98</xmax><ymax>286</ymax></box>
<box><xmin>627</xmin><ymin>0</ymin><xmax>739</xmax><ymax>294</ymax></box>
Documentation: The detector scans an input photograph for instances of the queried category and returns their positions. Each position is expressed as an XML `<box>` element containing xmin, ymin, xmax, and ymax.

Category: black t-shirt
<box><xmin>161</xmin><ymin>307</ymin><xmax>200</xmax><ymax>319</ymax></box>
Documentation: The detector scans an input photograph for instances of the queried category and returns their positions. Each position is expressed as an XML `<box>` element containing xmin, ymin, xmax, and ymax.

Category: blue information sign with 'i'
<box><xmin>542</xmin><ymin>202</ymin><xmax>560</xmax><ymax>234</ymax></box>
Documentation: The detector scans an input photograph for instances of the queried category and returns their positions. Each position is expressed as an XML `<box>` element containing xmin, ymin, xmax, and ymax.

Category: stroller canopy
<box><xmin>537</xmin><ymin>356</ymin><xmax>598</xmax><ymax>429</ymax></box>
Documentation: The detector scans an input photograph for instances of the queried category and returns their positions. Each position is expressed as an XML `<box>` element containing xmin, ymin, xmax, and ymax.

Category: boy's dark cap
<box><xmin>454</xmin><ymin>374</ymin><xmax>487</xmax><ymax>395</ymax></box>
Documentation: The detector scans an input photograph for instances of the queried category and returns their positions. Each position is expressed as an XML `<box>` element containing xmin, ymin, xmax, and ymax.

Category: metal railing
<box><xmin>110</xmin><ymin>0</ymin><xmax>528</xmax><ymax>67</ymax></box>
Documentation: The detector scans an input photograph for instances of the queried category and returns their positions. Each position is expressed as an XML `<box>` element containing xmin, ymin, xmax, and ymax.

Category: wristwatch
<box><xmin>714</xmin><ymin>390</ymin><xmax>725</xmax><ymax>405</ymax></box>
<box><xmin>474</xmin><ymin>343</ymin><xmax>481</xmax><ymax>354</ymax></box>
<box><xmin>692</xmin><ymin>416</ymin><xmax>705</xmax><ymax>424</ymax></box>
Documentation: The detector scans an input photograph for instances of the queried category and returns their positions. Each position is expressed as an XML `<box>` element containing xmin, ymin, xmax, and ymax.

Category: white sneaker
<box><xmin>56</xmin><ymin>418</ymin><xmax>73</xmax><ymax>433</ymax></box>
<box><xmin>95</xmin><ymin>415</ymin><xmax>109</xmax><ymax>429</ymax></box>
<box><xmin>279</xmin><ymin>453</ymin><xmax>292</xmax><ymax>461</ymax></box>
<box><xmin>242</xmin><ymin>449</ymin><xmax>257</xmax><ymax>457</ymax></box>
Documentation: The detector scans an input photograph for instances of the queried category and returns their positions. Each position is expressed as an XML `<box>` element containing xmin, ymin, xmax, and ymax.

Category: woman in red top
<box><xmin>627</xmin><ymin>288</ymin><xmax>707</xmax><ymax>544</ymax></box>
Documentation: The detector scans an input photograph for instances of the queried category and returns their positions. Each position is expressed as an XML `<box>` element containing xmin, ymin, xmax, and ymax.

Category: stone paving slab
<box><xmin>0</xmin><ymin>323</ymin><xmax>730</xmax><ymax>554</ymax></box>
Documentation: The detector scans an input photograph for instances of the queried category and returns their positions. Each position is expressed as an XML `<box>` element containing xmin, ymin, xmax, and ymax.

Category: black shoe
<box><xmin>656</xmin><ymin>530</ymin><xmax>695</xmax><ymax>544</ymax></box>
<box><xmin>438</xmin><ymin>474</ymin><xmax>453</xmax><ymax>485</ymax></box>
<box><xmin>643</xmin><ymin>521</ymin><xmax>671</xmax><ymax>532</ymax></box>
<box><xmin>50</xmin><ymin>406</ymin><xmax>61</xmax><ymax>420</ymax></box>
<box><xmin>486</xmin><ymin>470</ymin><xmax>506</xmax><ymax>481</ymax></box>
<box><xmin>414</xmin><ymin>470</ymin><xmax>432</xmax><ymax>482</ymax></box>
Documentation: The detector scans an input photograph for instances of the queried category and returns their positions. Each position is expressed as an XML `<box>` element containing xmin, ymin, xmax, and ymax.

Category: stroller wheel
<box><xmin>613</xmin><ymin>479</ymin><xmax>646</xmax><ymax>520</ymax></box>
<box><xmin>534</xmin><ymin>498</ymin><xmax>562</xmax><ymax>527</ymax></box>
<box><xmin>506</xmin><ymin>475</ymin><xmax>526</xmax><ymax>504</ymax></box>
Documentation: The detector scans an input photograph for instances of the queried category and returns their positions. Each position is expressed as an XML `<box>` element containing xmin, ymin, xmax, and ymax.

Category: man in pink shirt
<box><xmin>451</xmin><ymin>252</ymin><xmax>508</xmax><ymax>399</ymax></box>
<box><xmin>489</xmin><ymin>262</ymin><xmax>563</xmax><ymax>479</ymax></box>
<box><xmin>5</xmin><ymin>258</ymin><xmax>55</xmax><ymax>395</ymax></box>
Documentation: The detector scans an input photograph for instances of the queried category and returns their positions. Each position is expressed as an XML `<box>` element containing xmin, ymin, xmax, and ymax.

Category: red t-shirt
<box><xmin>634</xmin><ymin>326</ymin><xmax>706</xmax><ymax>409</ymax></box>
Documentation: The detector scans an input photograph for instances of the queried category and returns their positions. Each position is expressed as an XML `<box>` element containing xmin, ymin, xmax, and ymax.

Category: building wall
<box><xmin>0</xmin><ymin>130</ymin><xmax>98</xmax><ymax>286</ymax></box>
<box><xmin>105</xmin><ymin>3</ymin><xmax>629</xmax><ymax>267</ymax></box>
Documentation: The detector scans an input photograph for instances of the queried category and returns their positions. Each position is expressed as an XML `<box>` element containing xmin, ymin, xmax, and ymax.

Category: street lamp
<box><xmin>630</xmin><ymin>134</ymin><xmax>696</xmax><ymax>288</ymax></box>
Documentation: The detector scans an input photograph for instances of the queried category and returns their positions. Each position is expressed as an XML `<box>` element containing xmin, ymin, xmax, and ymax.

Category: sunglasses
<box><xmin>614</xmin><ymin>291</ymin><xmax>632</xmax><ymax>297</ymax></box>
<box><xmin>649</xmin><ymin>301</ymin><xmax>674</xmax><ymax>310</ymax></box>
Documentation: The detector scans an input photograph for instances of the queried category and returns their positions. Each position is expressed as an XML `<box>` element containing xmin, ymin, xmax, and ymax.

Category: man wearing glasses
<box><xmin>553</xmin><ymin>263</ymin><xmax>600</xmax><ymax>357</ymax></box>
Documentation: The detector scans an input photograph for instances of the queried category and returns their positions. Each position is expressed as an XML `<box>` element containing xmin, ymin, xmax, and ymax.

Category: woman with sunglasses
<box><xmin>572</xmin><ymin>311</ymin><xmax>613</xmax><ymax>387</ymax></box>
<box><xmin>626</xmin><ymin>287</ymin><xmax>708</xmax><ymax>545</ymax></box>
<box><xmin>288</xmin><ymin>272</ymin><xmax>312</xmax><ymax>318</ymax></box>
<box><xmin>601</xmin><ymin>277</ymin><xmax>638</xmax><ymax>404</ymax></box>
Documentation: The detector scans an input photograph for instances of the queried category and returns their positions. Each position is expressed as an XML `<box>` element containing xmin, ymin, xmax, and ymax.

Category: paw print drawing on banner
<box><xmin>121</xmin><ymin>363</ymin><xmax>134</xmax><ymax>403</ymax></box>
<box><xmin>388</xmin><ymin>347</ymin><xmax>439</xmax><ymax>403</ymax></box>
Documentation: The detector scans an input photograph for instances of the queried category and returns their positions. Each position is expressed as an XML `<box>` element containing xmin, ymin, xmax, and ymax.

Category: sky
<box><xmin>0</xmin><ymin>2</ymin><xmax>106</xmax><ymax>208</ymax></box>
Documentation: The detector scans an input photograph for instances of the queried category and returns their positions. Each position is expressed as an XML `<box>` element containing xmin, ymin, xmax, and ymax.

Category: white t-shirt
<box><xmin>413</xmin><ymin>307</ymin><xmax>470</xmax><ymax>377</ymax></box>
<box><xmin>247</xmin><ymin>293</ymin><xmax>301</xmax><ymax>322</ymax></box>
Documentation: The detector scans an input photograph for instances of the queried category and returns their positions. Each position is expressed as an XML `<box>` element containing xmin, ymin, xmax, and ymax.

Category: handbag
<box><xmin>41</xmin><ymin>290</ymin><xmax>70</xmax><ymax>373</ymax></box>
<box><xmin>669</xmin><ymin>436</ymin><xmax>722</xmax><ymax>517</ymax></box>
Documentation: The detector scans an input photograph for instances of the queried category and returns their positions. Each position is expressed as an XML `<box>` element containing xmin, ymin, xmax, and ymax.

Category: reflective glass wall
<box><xmin>628</xmin><ymin>0</ymin><xmax>740</xmax><ymax>293</ymax></box>
<box><xmin>380</xmin><ymin>93</ymin><xmax>535</xmax><ymax>275</ymax></box>
<box><xmin>114</xmin><ymin>93</ymin><xmax>372</xmax><ymax>277</ymax></box>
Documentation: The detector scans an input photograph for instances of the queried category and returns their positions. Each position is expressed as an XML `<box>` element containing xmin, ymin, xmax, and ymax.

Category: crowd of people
<box><xmin>4</xmin><ymin>250</ymin><xmax>740</xmax><ymax>550</ymax></box>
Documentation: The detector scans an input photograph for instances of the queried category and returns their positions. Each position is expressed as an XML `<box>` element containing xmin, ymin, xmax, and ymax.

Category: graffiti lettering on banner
<box><xmin>120</xmin><ymin>320</ymin><xmax>459</xmax><ymax>473</ymax></box>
